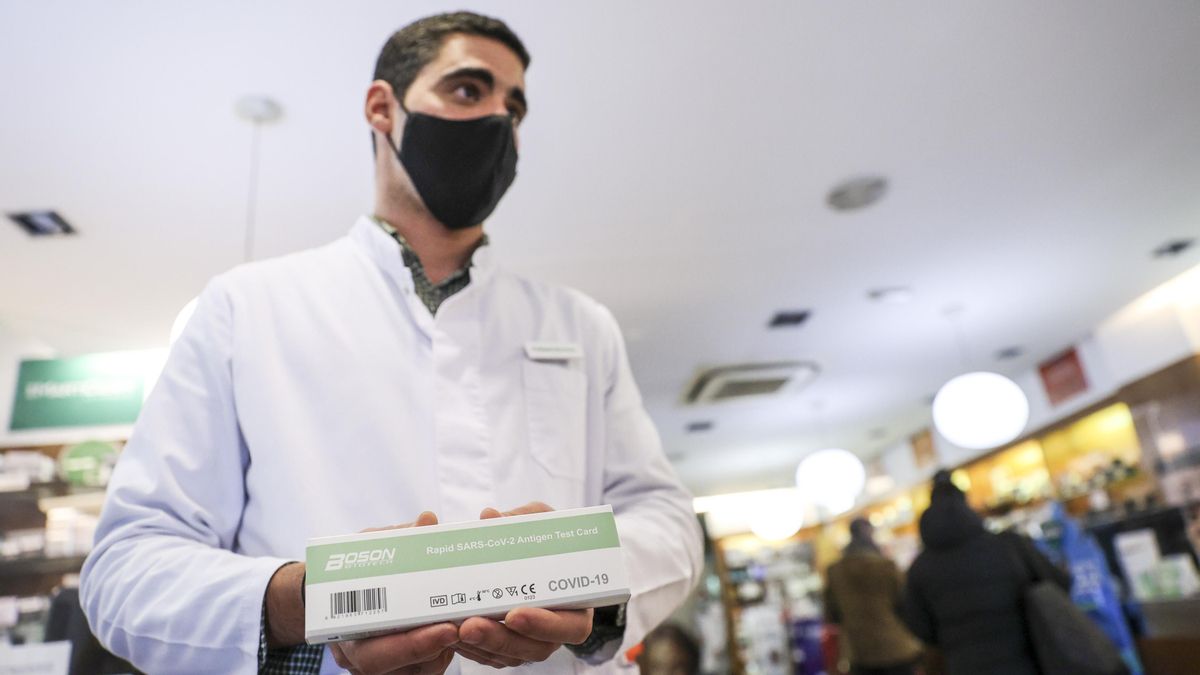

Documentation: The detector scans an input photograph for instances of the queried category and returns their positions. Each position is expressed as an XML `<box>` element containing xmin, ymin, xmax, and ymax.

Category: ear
<box><xmin>365</xmin><ymin>80</ymin><xmax>398</xmax><ymax>139</ymax></box>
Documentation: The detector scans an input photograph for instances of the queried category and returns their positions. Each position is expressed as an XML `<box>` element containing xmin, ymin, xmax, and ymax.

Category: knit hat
<box><xmin>931</xmin><ymin>469</ymin><xmax>966</xmax><ymax>502</ymax></box>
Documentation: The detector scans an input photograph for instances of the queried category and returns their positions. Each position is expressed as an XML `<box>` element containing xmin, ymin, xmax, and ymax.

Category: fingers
<box><xmin>330</xmin><ymin>642</ymin><xmax>349</xmax><ymax>670</ymax></box>
<box><xmin>459</xmin><ymin>616</ymin><xmax>560</xmax><ymax>664</ymax></box>
<box><xmin>502</xmin><ymin>501</ymin><xmax>554</xmax><ymax>517</ymax></box>
<box><xmin>478</xmin><ymin>502</ymin><xmax>556</xmax><ymax>520</ymax></box>
<box><xmin>453</xmin><ymin>643</ymin><xmax>519</xmax><ymax>668</ymax></box>
<box><xmin>361</xmin><ymin>511</ymin><xmax>440</xmax><ymax>533</ymax></box>
<box><xmin>390</xmin><ymin>648</ymin><xmax>456</xmax><ymax>675</ymax></box>
<box><xmin>333</xmin><ymin>623</ymin><xmax>458</xmax><ymax>674</ymax></box>
<box><xmin>505</xmin><ymin>606</ymin><xmax>594</xmax><ymax>645</ymax></box>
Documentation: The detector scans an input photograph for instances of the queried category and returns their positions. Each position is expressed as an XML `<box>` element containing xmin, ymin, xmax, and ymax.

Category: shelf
<box><xmin>0</xmin><ymin>554</ymin><xmax>88</xmax><ymax>579</ymax></box>
<box><xmin>0</xmin><ymin>482</ymin><xmax>107</xmax><ymax>515</ymax></box>
<box><xmin>0</xmin><ymin>482</ymin><xmax>105</xmax><ymax>501</ymax></box>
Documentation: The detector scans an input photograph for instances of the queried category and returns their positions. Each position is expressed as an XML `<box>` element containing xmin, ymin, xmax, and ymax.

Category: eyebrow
<box><xmin>438</xmin><ymin>66</ymin><xmax>528</xmax><ymax>116</ymax></box>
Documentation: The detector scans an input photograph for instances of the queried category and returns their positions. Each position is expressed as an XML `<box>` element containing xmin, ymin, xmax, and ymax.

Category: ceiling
<box><xmin>2</xmin><ymin>1</ymin><xmax>1199</xmax><ymax>496</ymax></box>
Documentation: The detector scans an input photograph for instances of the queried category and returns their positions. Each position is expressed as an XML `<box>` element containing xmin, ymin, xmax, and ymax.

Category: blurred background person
<box><xmin>824</xmin><ymin>518</ymin><xmax>924</xmax><ymax>675</ymax></box>
<box><xmin>636</xmin><ymin>623</ymin><xmax>701</xmax><ymax>675</ymax></box>
<box><xmin>902</xmin><ymin>471</ymin><xmax>1070</xmax><ymax>675</ymax></box>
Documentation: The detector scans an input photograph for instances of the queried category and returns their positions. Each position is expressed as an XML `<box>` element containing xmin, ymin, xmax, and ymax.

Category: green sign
<box><xmin>9</xmin><ymin>352</ymin><xmax>157</xmax><ymax>430</ymax></box>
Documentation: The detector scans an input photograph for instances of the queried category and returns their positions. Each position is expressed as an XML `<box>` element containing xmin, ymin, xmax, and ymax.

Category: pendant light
<box><xmin>793</xmin><ymin>401</ymin><xmax>866</xmax><ymax>519</ymax></box>
<box><xmin>170</xmin><ymin>96</ymin><xmax>282</xmax><ymax>346</ymax></box>
<box><xmin>932</xmin><ymin>307</ymin><xmax>1029</xmax><ymax>450</ymax></box>
<box><xmin>748</xmin><ymin>489</ymin><xmax>808</xmax><ymax>541</ymax></box>
<box><xmin>795</xmin><ymin>448</ymin><xmax>866</xmax><ymax>517</ymax></box>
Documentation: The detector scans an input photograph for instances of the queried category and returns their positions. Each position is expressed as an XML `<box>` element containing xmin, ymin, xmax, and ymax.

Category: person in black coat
<box><xmin>901</xmin><ymin>471</ymin><xmax>1070</xmax><ymax>675</ymax></box>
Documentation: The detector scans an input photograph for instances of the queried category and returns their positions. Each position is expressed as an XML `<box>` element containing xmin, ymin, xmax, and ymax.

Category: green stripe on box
<box><xmin>306</xmin><ymin>512</ymin><xmax>619</xmax><ymax>584</ymax></box>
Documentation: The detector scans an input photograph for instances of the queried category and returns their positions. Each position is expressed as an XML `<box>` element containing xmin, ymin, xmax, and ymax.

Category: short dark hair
<box><xmin>639</xmin><ymin>623</ymin><xmax>700</xmax><ymax>675</ymax></box>
<box><xmin>374</xmin><ymin>11</ymin><xmax>530</xmax><ymax>106</ymax></box>
<box><xmin>849</xmin><ymin>517</ymin><xmax>874</xmax><ymax>540</ymax></box>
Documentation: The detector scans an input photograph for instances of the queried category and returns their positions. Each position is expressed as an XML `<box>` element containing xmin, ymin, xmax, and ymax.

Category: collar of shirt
<box><xmin>369</xmin><ymin>215</ymin><xmax>489</xmax><ymax>277</ymax></box>
<box><xmin>370</xmin><ymin>216</ymin><xmax>489</xmax><ymax>315</ymax></box>
<box><xmin>349</xmin><ymin>216</ymin><xmax>495</xmax><ymax>312</ymax></box>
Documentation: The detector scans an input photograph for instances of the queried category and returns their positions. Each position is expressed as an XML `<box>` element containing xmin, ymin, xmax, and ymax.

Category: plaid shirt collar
<box><xmin>370</xmin><ymin>216</ymin><xmax>489</xmax><ymax>315</ymax></box>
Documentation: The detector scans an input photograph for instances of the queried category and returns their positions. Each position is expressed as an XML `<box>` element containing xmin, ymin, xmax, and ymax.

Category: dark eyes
<box><xmin>451</xmin><ymin>82</ymin><xmax>483</xmax><ymax>102</ymax></box>
<box><xmin>448</xmin><ymin>80</ymin><xmax>524</xmax><ymax>124</ymax></box>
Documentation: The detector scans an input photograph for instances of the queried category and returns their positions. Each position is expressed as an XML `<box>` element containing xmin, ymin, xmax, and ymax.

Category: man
<box><xmin>823</xmin><ymin>519</ymin><xmax>922</xmax><ymax>675</ymax></box>
<box><xmin>80</xmin><ymin>12</ymin><xmax>703</xmax><ymax>674</ymax></box>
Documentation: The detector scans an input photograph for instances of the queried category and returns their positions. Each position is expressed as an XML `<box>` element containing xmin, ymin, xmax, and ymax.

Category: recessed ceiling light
<box><xmin>827</xmin><ymin>175</ymin><xmax>888</xmax><ymax>212</ymax></box>
<box><xmin>768</xmin><ymin>310</ymin><xmax>811</xmax><ymax>329</ymax></box>
<box><xmin>8</xmin><ymin>210</ymin><xmax>76</xmax><ymax>236</ymax></box>
<box><xmin>685</xmin><ymin>420</ymin><xmax>714</xmax><ymax>433</ymax></box>
<box><xmin>867</xmin><ymin>287</ymin><xmax>913</xmax><ymax>304</ymax></box>
<box><xmin>869</xmin><ymin>427</ymin><xmax>888</xmax><ymax>440</ymax></box>
<box><xmin>1153</xmin><ymin>238</ymin><xmax>1194</xmax><ymax>258</ymax></box>
<box><xmin>996</xmin><ymin>346</ymin><xmax>1024</xmax><ymax>361</ymax></box>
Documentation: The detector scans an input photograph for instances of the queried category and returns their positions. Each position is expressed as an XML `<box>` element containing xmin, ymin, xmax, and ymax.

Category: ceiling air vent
<box><xmin>682</xmin><ymin>361</ymin><xmax>819</xmax><ymax>405</ymax></box>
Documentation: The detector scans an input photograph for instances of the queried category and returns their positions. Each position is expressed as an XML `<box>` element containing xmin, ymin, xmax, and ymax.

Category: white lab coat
<box><xmin>80</xmin><ymin>217</ymin><xmax>703</xmax><ymax>674</ymax></box>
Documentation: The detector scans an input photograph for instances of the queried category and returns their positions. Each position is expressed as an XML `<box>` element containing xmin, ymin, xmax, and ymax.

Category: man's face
<box><xmin>401</xmin><ymin>33</ymin><xmax>527</xmax><ymax>142</ymax></box>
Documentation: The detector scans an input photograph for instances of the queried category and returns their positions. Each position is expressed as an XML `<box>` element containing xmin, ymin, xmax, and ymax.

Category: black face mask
<box><xmin>387</xmin><ymin>112</ymin><xmax>518</xmax><ymax>231</ymax></box>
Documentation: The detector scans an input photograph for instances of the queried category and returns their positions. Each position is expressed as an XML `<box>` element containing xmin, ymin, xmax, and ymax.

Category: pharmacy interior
<box><xmin>8</xmin><ymin>270</ymin><xmax>1200</xmax><ymax>674</ymax></box>
<box><xmin>683</xmin><ymin>269</ymin><xmax>1200</xmax><ymax>675</ymax></box>
<box><xmin>3</xmin><ymin>3</ymin><xmax>1200</xmax><ymax>675</ymax></box>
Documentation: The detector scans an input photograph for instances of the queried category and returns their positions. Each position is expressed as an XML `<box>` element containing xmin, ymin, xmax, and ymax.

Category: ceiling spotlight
<box><xmin>867</xmin><ymin>287</ymin><xmax>913</xmax><ymax>304</ymax></box>
<box><xmin>768</xmin><ymin>310</ymin><xmax>811</xmax><ymax>329</ymax></box>
<box><xmin>995</xmin><ymin>346</ymin><xmax>1024</xmax><ymax>361</ymax></box>
<box><xmin>827</xmin><ymin>175</ymin><xmax>888</xmax><ymax>212</ymax></box>
<box><xmin>8</xmin><ymin>210</ymin><xmax>75</xmax><ymax>236</ymax></box>
<box><xmin>1153</xmin><ymin>238</ymin><xmax>1194</xmax><ymax>259</ymax></box>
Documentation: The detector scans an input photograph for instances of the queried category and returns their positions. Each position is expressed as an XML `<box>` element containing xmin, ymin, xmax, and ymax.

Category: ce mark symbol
<box><xmin>520</xmin><ymin>583</ymin><xmax>536</xmax><ymax>595</ymax></box>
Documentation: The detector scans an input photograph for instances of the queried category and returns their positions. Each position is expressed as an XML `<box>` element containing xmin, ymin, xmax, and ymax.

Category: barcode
<box><xmin>330</xmin><ymin>588</ymin><xmax>388</xmax><ymax>618</ymax></box>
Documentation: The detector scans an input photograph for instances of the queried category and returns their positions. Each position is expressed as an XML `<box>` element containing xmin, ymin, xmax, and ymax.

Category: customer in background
<box><xmin>902</xmin><ymin>471</ymin><xmax>1070</xmax><ymax>675</ymax></box>
<box><xmin>824</xmin><ymin>518</ymin><xmax>923</xmax><ymax>675</ymax></box>
<box><xmin>636</xmin><ymin>623</ymin><xmax>700</xmax><ymax>675</ymax></box>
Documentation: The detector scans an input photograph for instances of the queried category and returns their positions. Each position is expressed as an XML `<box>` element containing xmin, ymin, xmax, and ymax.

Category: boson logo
<box><xmin>325</xmin><ymin>548</ymin><xmax>397</xmax><ymax>571</ymax></box>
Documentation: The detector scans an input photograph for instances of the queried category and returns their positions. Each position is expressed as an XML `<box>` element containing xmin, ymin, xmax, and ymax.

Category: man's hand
<box><xmin>330</xmin><ymin>624</ymin><xmax>458</xmax><ymax>675</ymax></box>
<box><xmin>328</xmin><ymin>511</ymin><xmax>461</xmax><ymax>675</ymax></box>
<box><xmin>452</xmin><ymin>503</ymin><xmax>595</xmax><ymax>668</ymax></box>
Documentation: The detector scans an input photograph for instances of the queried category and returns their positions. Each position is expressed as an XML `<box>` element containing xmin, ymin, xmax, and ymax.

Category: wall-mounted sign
<box><xmin>911</xmin><ymin>428</ymin><xmax>936</xmax><ymax>469</ymax></box>
<box><xmin>1039</xmin><ymin>347</ymin><xmax>1089</xmax><ymax>406</ymax></box>
<box><xmin>9</xmin><ymin>351</ymin><xmax>160</xmax><ymax>431</ymax></box>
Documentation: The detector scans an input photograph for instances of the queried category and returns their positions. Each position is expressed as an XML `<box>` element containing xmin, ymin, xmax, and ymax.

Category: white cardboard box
<box><xmin>304</xmin><ymin>505</ymin><xmax>630</xmax><ymax>644</ymax></box>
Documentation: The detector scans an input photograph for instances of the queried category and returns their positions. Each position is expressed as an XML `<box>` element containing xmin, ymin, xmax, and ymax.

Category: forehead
<box><xmin>421</xmin><ymin>33</ymin><xmax>526</xmax><ymax>89</ymax></box>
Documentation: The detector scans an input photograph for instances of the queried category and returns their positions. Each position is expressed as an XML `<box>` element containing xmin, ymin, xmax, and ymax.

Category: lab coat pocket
<box><xmin>522</xmin><ymin>359</ymin><xmax>587</xmax><ymax>481</ymax></box>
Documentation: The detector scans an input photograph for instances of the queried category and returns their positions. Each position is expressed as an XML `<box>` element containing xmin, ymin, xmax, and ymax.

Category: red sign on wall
<box><xmin>1039</xmin><ymin>347</ymin><xmax>1089</xmax><ymax>406</ymax></box>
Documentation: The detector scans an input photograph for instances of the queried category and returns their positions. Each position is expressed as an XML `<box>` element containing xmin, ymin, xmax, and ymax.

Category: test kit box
<box><xmin>304</xmin><ymin>505</ymin><xmax>630</xmax><ymax>644</ymax></box>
